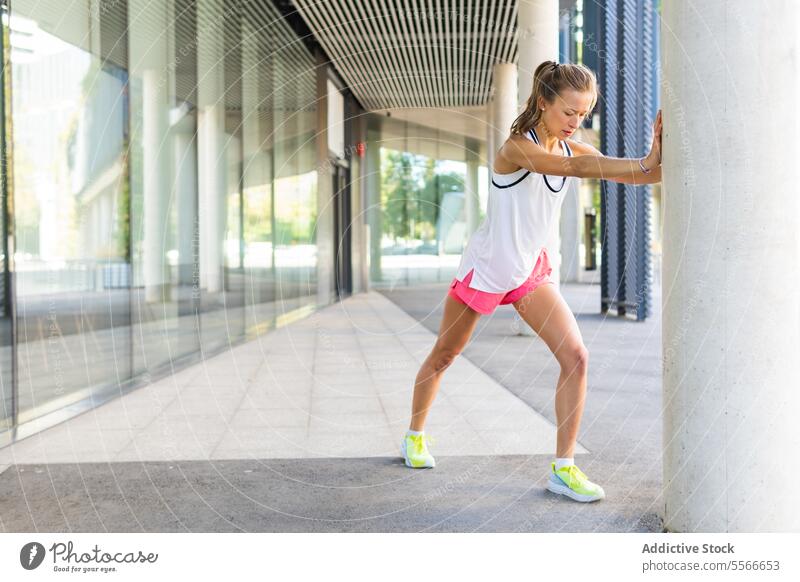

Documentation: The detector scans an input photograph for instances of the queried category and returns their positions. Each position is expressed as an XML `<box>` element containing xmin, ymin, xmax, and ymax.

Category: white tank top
<box><xmin>455</xmin><ymin>128</ymin><xmax>575</xmax><ymax>293</ymax></box>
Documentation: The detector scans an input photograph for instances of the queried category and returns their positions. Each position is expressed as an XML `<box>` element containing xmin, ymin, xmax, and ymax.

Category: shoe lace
<box><xmin>567</xmin><ymin>465</ymin><xmax>588</xmax><ymax>485</ymax></box>
<box><xmin>411</xmin><ymin>434</ymin><xmax>435</xmax><ymax>454</ymax></box>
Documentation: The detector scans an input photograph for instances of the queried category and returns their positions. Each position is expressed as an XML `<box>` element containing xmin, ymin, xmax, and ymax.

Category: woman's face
<box><xmin>540</xmin><ymin>89</ymin><xmax>595</xmax><ymax>139</ymax></box>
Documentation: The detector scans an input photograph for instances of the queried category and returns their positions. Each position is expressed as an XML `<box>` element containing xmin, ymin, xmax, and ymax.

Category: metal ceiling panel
<box><xmin>292</xmin><ymin>0</ymin><xmax>519</xmax><ymax>110</ymax></box>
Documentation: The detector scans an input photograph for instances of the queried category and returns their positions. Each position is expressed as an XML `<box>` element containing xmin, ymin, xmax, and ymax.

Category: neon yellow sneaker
<box><xmin>546</xmin><ymin>462</ymin><xmax>605</xmax><ymax>502</ymax></box>
<box><xmin>400</xmin><ymin>433</ymin><xmax>435</xmax><ymax>468</ymax></box>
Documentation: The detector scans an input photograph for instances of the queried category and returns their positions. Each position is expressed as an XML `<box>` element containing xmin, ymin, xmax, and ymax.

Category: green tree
<box><xmin>381</xmin><ymin>148</ymin><xmax>467</xmax><ymax>245</ymax></box>
<box><xmin>380</xmin><ymin>149</ymin><xmax>417</xmax><ymax>241</ymax></box>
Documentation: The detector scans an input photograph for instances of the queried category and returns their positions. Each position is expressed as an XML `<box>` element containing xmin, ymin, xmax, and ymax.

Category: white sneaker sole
<box><xmin>400</xmin><ymin>439</ymin><xmax>435</xmax><ymax>469</ymax></box>
<box><xmin>546</xmin><ymin>480</ymin><xmax>604</xmax><ymax>503</ymax></box>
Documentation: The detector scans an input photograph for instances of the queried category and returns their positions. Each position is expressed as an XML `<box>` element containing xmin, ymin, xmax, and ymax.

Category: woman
<box><xmin>400</xmin><ymin>61</ymin><xmax>662</xmax><ymax>503</ymax></box>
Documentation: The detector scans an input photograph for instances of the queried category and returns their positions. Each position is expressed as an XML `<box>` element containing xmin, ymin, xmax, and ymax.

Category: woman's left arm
<box><xmin>568</xmin><ymin>110</ymin><xmax>662</xmax><ymax>185</ymax></box>
<box><xmin>567</xmin><ymin>140</ymin><xmax>661</xmax><ymax>185</ymax></box>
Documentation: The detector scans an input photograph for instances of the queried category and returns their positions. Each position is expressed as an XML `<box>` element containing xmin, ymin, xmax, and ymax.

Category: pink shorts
<box><xmin>448</xmin><ymin>248</ymin><xmax>554</xmax><ymax>315</ymax></box>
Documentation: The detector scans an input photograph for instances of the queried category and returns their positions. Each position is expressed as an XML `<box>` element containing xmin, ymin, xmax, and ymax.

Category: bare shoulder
<box><xmin>566</xmin><ymin>138</ymin><xmax>602</xmax><ymax>156</ymax></box>
<box><xmin>505</xmin><ymin>133</ymin><xmax>538</xmax><ymax>149</ymax></box>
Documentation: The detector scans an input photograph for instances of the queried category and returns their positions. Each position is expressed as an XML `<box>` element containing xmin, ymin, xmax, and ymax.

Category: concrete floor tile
<box><xmin>307</xmin><ymin>411</ymin><xmax>388</xmax><ymax>432</ymax></box>
<box><xmin>230</xmin><ymin>408</ymin><xmax>311</xmax><ymax>429</ymax></box>
<box><xmin>213</xmin><ymin>427</ymin><xmax>313</xmax><ymax>459</ymax></box>
<box><xmin>304</xmin><ymin>430</ymin><xmax>397</xmax><ymax>458</ymax></box>
<box><xmin>238</xmin><ymin>391</ymin><xmax>309</xmax><ymax>411</ymax></box>
<box><xmin>311</xmin><ymin>397</ymin><xmax>385</xmax><ymax>416</ymax></box>
<box><xmin>161</xmin><ymin>398</ymin><xmax>240</xmax><ymax>418</ymax></box>
<box><xmin>312</xmin><ymin>381</ymin><xmax>375</xmax><ymax>399</ymax></box>
<box><xmin>65</xmin><ymin>407</ymin><xmax>159</xmax><ymax>431</ymax></box>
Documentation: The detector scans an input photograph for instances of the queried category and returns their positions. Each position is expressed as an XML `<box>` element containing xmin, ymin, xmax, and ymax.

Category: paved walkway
<box><xmin>0</xmin><ymin>292</ymin><xmax>582</xmax><ymax>467</ymax></box>
<box><xmin>0</xmin><ymin>280</ymin><xmax>662</xmax><ymax>532</ymax></box>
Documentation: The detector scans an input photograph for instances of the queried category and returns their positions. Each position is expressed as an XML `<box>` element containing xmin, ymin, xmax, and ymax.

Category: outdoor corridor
<box><xmin>0</xmin><ymin>280</ymin><xmax>662</xmax><ymax>532</ymax></box>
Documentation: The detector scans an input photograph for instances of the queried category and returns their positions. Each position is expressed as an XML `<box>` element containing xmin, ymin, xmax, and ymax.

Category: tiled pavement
<box><xmin>0</xmin><ymin>280</ymin><xmax>662</xmax><ymax>532</ymax></box>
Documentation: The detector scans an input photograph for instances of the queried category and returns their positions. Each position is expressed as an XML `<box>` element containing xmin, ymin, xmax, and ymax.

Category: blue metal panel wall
<box><xmin>598</xmin><ymin>0</ymin><xmax>657</xmax><ymax>320</ymax></box>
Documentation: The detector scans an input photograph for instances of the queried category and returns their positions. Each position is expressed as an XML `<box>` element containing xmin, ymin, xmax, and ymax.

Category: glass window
<box><xmin>10</xmin><ymin>2</ymin><xmax>131</xmax><ymax>422</ymax></box>
<box><xmin>129</xmin><ymin>0</ymin><xmax>201</xmax><ymax>376</ymax></box>
<box><xmin>2</xmin><ymin>0</ymin><xmax>326</xmax><ymax>435</ymax></box>
<box><xmin>273</xmin><ymin>42</ymin><xmax>317</xmax><ymax>317</ymax></box>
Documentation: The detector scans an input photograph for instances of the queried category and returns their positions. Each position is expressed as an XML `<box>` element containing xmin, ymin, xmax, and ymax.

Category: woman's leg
<box><xmin>512</xmin><ymin>283</ymin><xmax>589</xmax><ymax>458</ymax></box>
<box><xmin>409</xmin><ymin>294</ymin><xmax>482</xmax><ymax>430</ymax></box>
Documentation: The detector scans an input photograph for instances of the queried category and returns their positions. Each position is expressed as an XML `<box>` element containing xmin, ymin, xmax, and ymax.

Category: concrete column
<box><xmin>197</xmin><ymin>0</ymin><xmax>226</xmax><ymax>294</ymax></box>
<box><xmin>142</xmin><ymin>67</ymin><xmax>170</xmax><ymax>302</ymax></box>
<box><xmin>513</xmin><ymin>0</ymin><xmax>560</xmax><ymax>336</ymax></box>
<box><xmin>490</xmin><ymin>63</ymin><xmax>517</xmax><ymax>161</ymax></box>
<box><xmin>559</xmin><ymin>180</ymin><xmax>581</xmax><ymax>282</ymax></box>
<box><xmin>517</xmin><ymin>0</ymin><xmax>563</xmax><ymax>286</ymax></box>
<box><xmin>365</xmin><ymin>122</ymin><xmax>382</xmax><ymax>283</ymax></box>
<box><xmin>129</xmin><ymin>0</ymin><xmax>170</xmax><ymax>303</ymax></box>
<box><xmin>173</xmin><ymin>119</ymin><xmax>197</xmax><ymax>288</ymax></box>
<box><xmin>486</xmin><ymin>98</ymin><xmax>495</xmax><ymax>181</ymax></box>
<box><xmin>315</xmin><ymin>50</ymin><xmax>334</xmax><ymax>305</ymax></box>
<box><xmin>661</xmin><ymin>0</ymin><xmax>800</xmax><ymax>532</ymax></box>
<box><xmin>465</xmin><ymin>138</ymin><xmax>480</xmax><ymax>235</ymax></box>
<box><xmin>242</xmin><ymin>21</ymin><xmax>267</xmax><ymax>197</ymax></box>
<box><xmin>517</xmin><ymin>0</ymin><xmax>560</xmax><ymax>110</ymax></box>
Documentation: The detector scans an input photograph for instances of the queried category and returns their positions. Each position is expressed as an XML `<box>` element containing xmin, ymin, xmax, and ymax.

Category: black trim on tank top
<box><xmin>530</xmin><ymin>128</ymin><xmax>571</xmax><ymax>193</ymax></box>
<box><xmin>491</xmin><ymin>171</ymin><xmax>531</xmax><ymax>189</ymax></box>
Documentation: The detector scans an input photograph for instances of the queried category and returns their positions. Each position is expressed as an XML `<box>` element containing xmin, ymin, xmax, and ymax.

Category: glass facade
<box><xmin>0</xmin><ymin>0</ymin><xmax>487</xmax><ymax>444</ymax></box>
<box><xmin>367</xmin><ymin>115</ymin><xmax>487</xmax><ymax>287</ymax></box>
<box><xmin>1</xmin><ymin>0</ymin><xmax>327</xmax><ymax>438</ymax></box>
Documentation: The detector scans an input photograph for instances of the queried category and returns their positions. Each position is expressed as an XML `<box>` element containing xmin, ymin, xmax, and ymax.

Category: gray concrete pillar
<box><xmin>315</xmin><ymin>51</ymin><xmax>334</xmax><ymax>305</ymax></box>
<box><xmin>173</xmin><ymin>120</ymin><xmax>197</xmax><ymax>288</ymax></box>
<box><xmin>365</xmin><ymin>122</ymin><xmax>382</xmax><ymax>283</ymax></box>
<box><xmin>517</xmin><ymin>0</ymin><xmax>563</xmax><ymax>286</ymax></box>
<box><xmin>661</xmin><ymin>0</ymin><xmax>800</xmax><ymax>532</ymax></box>
<box><xmin>142</xmin><ymin>67</ymin><xmax>170</xmax><ymax>303</ymax></box>
<box><xmin>465</xmin><ymin>138</ymin><xmax>480</xmax><ymax>236</ymax></box>
<box><xmin>517</xmin><ymin>0</ymin><xmax>560</xmax><ymax>111</ymax></box>
<box><xmin>197</xmin><ymin>0</ymin><xmax>226</xmax><ymax>294</ymax></box>
<box><xmin>514</xmin><ymin>0</ymin><xmax>560</xmax><ymax>336</ymax></box>
<box><xmin>486</xmin><ymin>98</ymin><xmax>495</xmax><ymax>182</ymax></box>
<box><xmin>559</xmin><ymin>180</ymin><xmax>581</xmax><ymax>283</ymax></box>
<box><xmin>129</xmin><ymin>0</ymin><xmax>170</xmax><ymax>303</ymax></box>
<box><xmin>490</xmin><ymin>62</ymin><xmax>518</xmax><ymax>162</ymax></box>
<box><xmin>242</xmin><ymin>21</ymin><xmax>267</xmax><ymax>198</ymax></box>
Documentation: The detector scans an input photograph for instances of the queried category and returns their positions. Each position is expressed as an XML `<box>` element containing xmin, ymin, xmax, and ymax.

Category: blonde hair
<box><xmin>510</xmin><ymin>61</ymin><xmax>598</xmax><ymax>135</ymax></box>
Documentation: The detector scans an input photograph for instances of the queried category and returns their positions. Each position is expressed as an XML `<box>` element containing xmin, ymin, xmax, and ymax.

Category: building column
<box><xmin>512</xmin><ymin>0</ymin><xmax>559</xmax><ymax>335</ymax></box>
<box><xmin>197</xmin><ymin>0</ymin><xmax>226</xmax><ymax>294</ymax></box>
<box><xmin>315</xmin><ymin>50</ymin><xmax>334</xmax><ymax>305</ymax></box>
<box><xmin>173</xmin><ymin>117</ymin><xmax>197</xmax><ymax>289</ymax></box>
<box><xmin>490</xmin><ymin>62</ymin><xmax>517</xmax><ymax>164</ymax></box>
<box><xmin>365</xmin><ymin>120</ymin><xmax>382</xmax><ymax>284</ymax></box>
<box><xmin>485</xmin><ymin>98</ymin><xmax>495</xmax><ymax>184</ymax></box>
<box><xmin>517</xmin><ymin>0</ymin><xmax>561</xmax><ymax>285</ymax></box>
<box><xmin>559</xmin><ymin>181</ymin><xmax>581</xmax><ymax>283</ymax></box>
<box><xmin>465</xmin><ymin>138</ymin><xmax>480</xmax><ymax>236</ymax></box>
<box><xmin>517</xmin><ymin>0</ymin><xmax>560</xmax><ymax>112</ymax></box>
<box><xmin>242</xmin><ymin>20</ymin><xmax>268</xmax><ymax>207</ymax></box>
<box><xmin>661</xmin><ymin>0</ymin><xmax>800</xmax><ymax>532</ymax></box>
<box><xmin>129</xmin><ymin>0</ymin><xmax>170</xmax><ymax>303</ymax></box>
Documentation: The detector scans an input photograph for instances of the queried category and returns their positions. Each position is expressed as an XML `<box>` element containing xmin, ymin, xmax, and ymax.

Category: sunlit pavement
<box><xmin>0</xmin><ymin>277</ymin><xmax>662</xmax><ymax>532</ymax></box>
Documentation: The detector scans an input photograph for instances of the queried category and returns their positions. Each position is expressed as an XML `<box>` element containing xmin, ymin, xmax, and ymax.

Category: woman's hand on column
<box><xmin>643</xmin><ymin>109</ymin><xmax>662</xmax><ymax>171</ymax></box>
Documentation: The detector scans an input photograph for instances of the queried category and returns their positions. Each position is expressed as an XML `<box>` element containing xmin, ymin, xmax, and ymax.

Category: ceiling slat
<box><xmin>291</xmin><ymin>0</ymin><xmax>520</xmax><ymax>110</ymax></box>
<box><xmin>300</xmin><ymin>0</ymin><xmax>386</xmax><ymax>109</ymax></box>
<box><xmin>475</xmin><ymin>0</ymin><xmax>500</xmax><ymax>105</ymax></box>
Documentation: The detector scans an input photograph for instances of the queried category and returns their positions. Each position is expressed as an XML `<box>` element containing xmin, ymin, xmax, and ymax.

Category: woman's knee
<box><xmin>429</xmin><ymin>345</ymin><xmax>462</xmax><ymax>372</ymax></box>
<box><xmin>557</xmin><ymin>343</ymin><xmax>589</xmax><ymax>375</ymax></box>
